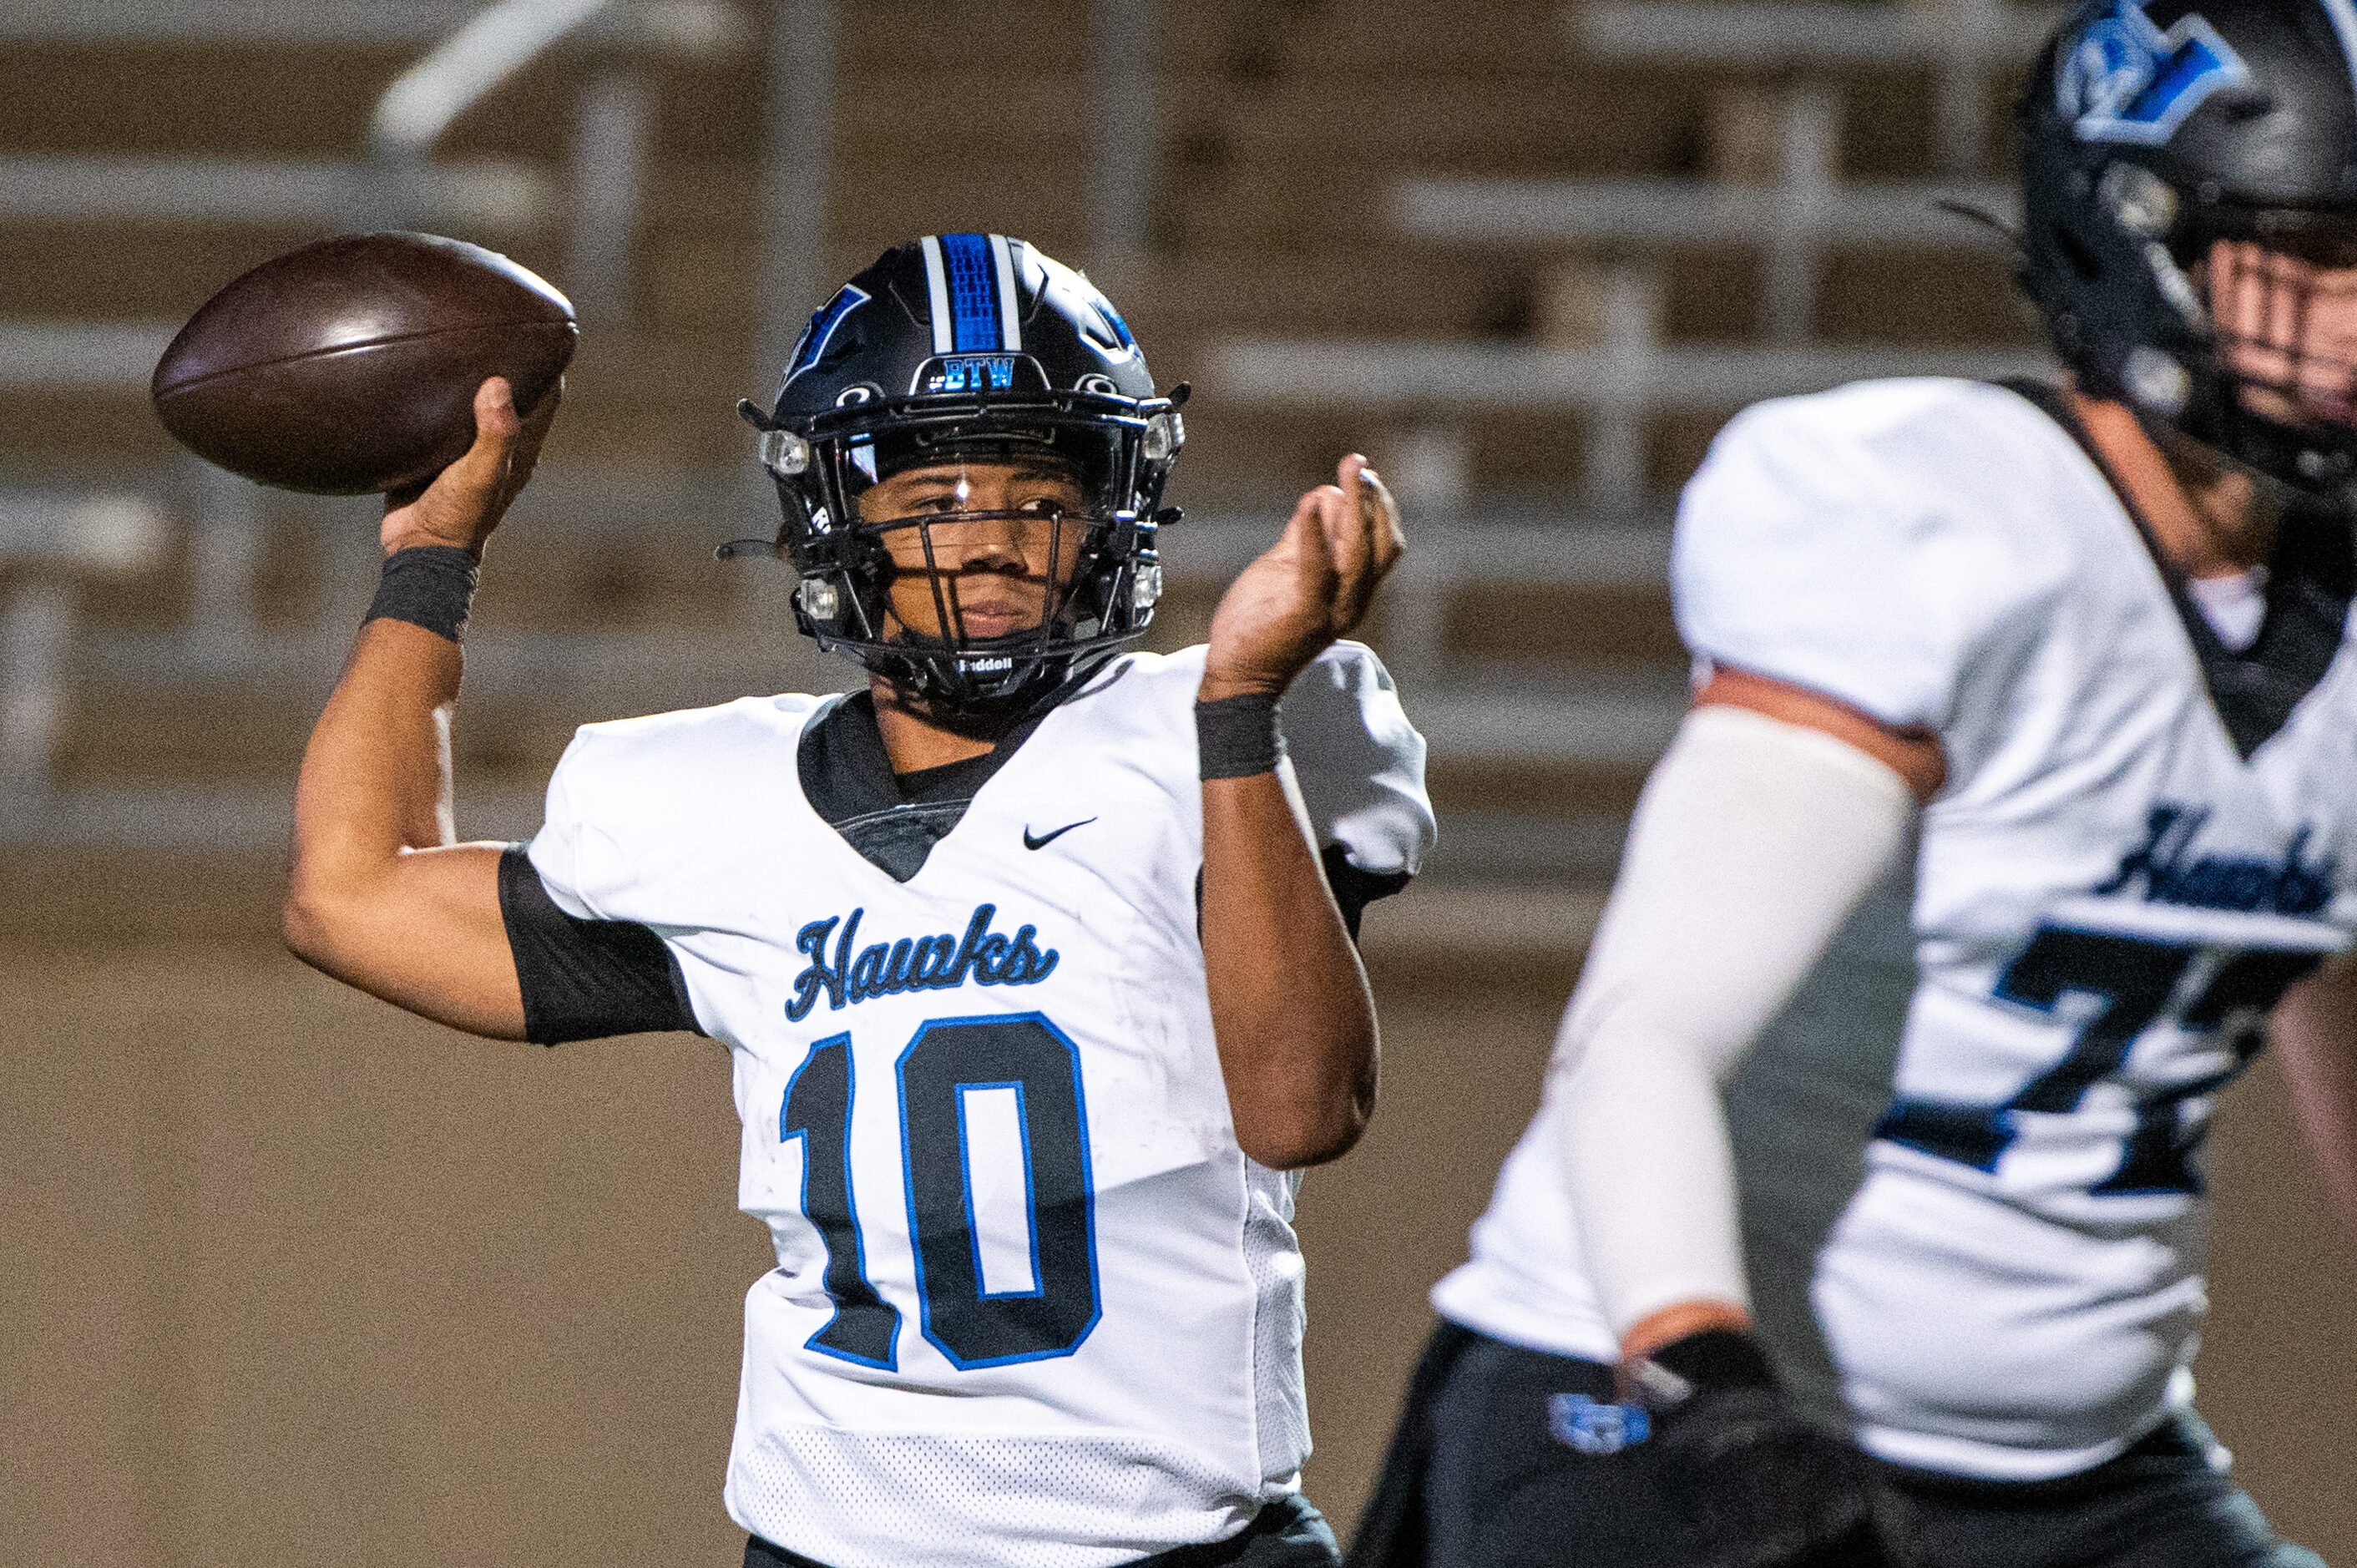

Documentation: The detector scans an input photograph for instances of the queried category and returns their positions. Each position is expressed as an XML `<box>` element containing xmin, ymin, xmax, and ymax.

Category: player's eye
<box><xmin>1016</xmin><ymin>496</ymin><xmax>1068</xmax><ymax>518</ymax></box>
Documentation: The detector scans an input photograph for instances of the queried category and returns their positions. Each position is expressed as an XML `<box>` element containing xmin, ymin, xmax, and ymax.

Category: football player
<box><xmin>281</xmin><ymin>234</ymin><xmax>1434</xmax><ymax>1568</ymax></box>
<box><xmin>1348</xmin><ymin>2</ymin><xmax>2357</xmax><ymax>1565</ymax></box>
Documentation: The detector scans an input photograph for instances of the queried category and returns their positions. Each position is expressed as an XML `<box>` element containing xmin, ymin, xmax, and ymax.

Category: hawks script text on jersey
<box><xmin>787</xmin><ymin>903</ymin><xmax>1060</xmax><ymax>1021</ymax></box>
<box><xmin>2092</xmin><ymin>804</ymin><xmax>2334</xmax><ymax>915</ymax></box>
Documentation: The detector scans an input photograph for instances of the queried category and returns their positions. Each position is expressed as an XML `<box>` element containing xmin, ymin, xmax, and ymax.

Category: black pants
<box><xmin>746</xmin><ymin>1490</ymin><xmax>1340</xmax><ymax>1568</ymax></box>
<box><xmin>1347</xmin><ymin>1322</ymin><xmax>2324</xmax><ymax>1568</ymax></box>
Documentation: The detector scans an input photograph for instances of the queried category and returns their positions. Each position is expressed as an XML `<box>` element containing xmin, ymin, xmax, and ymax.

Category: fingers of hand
<box><xmin>1323</xmin><ymin>456</ymin><xmax>1373</xmax><ymax>599</ymax></box>
<box><xmin>1301</xmin><ymin>484</ymin><xmax>1348</xmax><ymax>600</ymax></box>
<box><xmin>1322</xmin><ymin>454</ymin><xmax>1401</xmax><ymax>625</ymax></box>
<box><xmin>494</xmin><ymin>377</ymin><xmax>565</xmax><ymax>509</ymax></box>
<box><xmin>435</xmin><ymin>378</ymin><xmax>522</xmax><ymax>503</ymax></box>
<box><xmin>1360</xmin><ymin>465</ymin><xmax>1404</xmax><ymax>574</ymax></box>
<box><xmin>474</xmin><ymin>376</ymin><xmax>522</xmax><ymax>443</ymax></box>
<box><xmin>1277</xmin><ymin>483</ymin><xmax>1325</xmax><ymax>552</ymax></box>
<box><xmin>380</xmin><ymin>377</ymin><xmax>547</xmax><ymax>549</ymax></box>
<box><xmin>1262</xmin><ymin>486</ymin><xmax>1323</xmax><ymax>586</ymax></box>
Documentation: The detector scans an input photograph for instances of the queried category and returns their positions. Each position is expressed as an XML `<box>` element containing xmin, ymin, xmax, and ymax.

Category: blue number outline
<box><xmin>777</xmin><ymin>1011</ymin><xmax>1101</xmax><ymax>1374</ymax></box>
<box><xmin>779</xmin><ymin>1030</ymin><xmax>902</xmax><ymax>1368</ymax></box>
<box><xmin>1877</xmin><ymin>924</ymin><xmax>2321</xmax><ymax>1196</ymax></box>
<box><xmin>953</xmin><ymin>1079</ymin><xmax>1046</xmax><ymax>1302</ymax></box>
<box><xmin>896</xmin><ymin>1010</ymin><xmax>1103</xmax><ymax>1371</ymax></box>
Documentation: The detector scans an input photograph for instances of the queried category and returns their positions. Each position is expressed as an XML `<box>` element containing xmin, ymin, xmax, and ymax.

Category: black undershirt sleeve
<box><xmin>1193</xmin><ymin>844</ymin><xmax>1414</xmax><ymax>944</ymax></box>
<box><xmin>1322</xmin><ymin>841</ymin><xmax>1414</xmax><ymax>941</ymax></box>
<box><xmin>497</xmin><ymin>845</ymin><xmax>703</xmax><ymax>1045</ymax></box>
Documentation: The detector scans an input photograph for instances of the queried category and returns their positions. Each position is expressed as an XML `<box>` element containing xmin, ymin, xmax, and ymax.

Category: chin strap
<box><xmin>875</xmin><ymin>639</ymin><xmax>1075</xmax><ymax>726</ymax></box>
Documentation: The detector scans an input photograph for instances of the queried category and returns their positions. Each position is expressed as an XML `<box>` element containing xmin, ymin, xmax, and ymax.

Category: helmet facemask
<box><xmin>764</xmin><ymin>399</ymin><xmax>1174</xmax><ymax>721</ymax></box>
<box><xmin>2189</xmin><ymin>215</ymin><xmax>2357</xmax><ymax>487</ymax></box>
<box><xmin>2022</xmin><ymin>150</ymin><xmax>2357</xmax><ymax>494</ymax></box>
<box><xmin>740</xmin><ymin>234</ymin><xmax>1183</xmax><ymax>717</ymax></box>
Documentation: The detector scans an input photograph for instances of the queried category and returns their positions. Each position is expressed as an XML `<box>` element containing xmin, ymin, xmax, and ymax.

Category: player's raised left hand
<box><xmin>1201</xmin><ymin>453</ymin><xmax>1403</xmax><ymax>701</ymax></box>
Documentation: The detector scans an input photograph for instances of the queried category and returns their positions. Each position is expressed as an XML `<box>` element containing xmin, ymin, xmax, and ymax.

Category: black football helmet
<box><xmin>2020</xmin><ymin>0</ymin><xmax>2357</xmax><ymax>491</ymax></box>
<box><xmin>736</xmin><ymin>234</ymin><xmax>1183</xmax><ymax>717</ymax></box>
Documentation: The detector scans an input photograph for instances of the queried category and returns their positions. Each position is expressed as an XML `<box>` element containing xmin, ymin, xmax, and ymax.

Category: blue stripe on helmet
<box><xmin>938</xmin><ymin>233</ymin><xmax>1002</xmax><ymax>352</ymax></box>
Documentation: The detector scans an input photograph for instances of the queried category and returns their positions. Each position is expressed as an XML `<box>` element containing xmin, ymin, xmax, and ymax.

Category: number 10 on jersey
<box><xmin>779</xmin><ymin>1012</ymin><xmax>1101</xmax><ymax>1371</ymax></box>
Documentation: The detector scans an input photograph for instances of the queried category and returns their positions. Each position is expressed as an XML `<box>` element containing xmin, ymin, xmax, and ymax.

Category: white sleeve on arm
<box><xmin>1672</xmin><ymin>387</ymin><xmax>2037</xmax><ymax>733</ymax></box>
<box><xmin>1279</xmin><ymin>640</ymin><xmax>1436</xmax><ymax>880</ymax></box>
<box><xmin>1551</xmin><ymin>703</ymin><xmax>1916</xmax><ymax>1339</ymax></box>
<box><xmin>525</xmin><ymin>733</ymin><xmax>630</xmax><ymax>921</ymax></box>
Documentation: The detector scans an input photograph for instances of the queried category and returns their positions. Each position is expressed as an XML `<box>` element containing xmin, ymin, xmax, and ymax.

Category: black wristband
<box><xmin>1196</xmin><ymin>691</ymin><xmax>1284</xmax><ymax>779</ymax></box>
<box><xmin>367</xmin><ymin>545</ymin><xmax>479</xmax><ymax>642</ymax></box>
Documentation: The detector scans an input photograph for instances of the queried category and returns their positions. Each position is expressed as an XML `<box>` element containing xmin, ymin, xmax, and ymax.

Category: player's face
<box><xmin>857</xmin><ymin>458</ymin><xmax>1092</xmax><ymax>644</ymax></box>
<box><xmin>2208</xmin><ymin>237</ymin><xmax>2357</xmax><ymax>427</ymax></box>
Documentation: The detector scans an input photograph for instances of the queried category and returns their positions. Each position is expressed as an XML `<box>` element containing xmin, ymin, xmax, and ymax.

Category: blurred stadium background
<box><xmin>1</xmin><ymin>0</ymin><xmax>2351</xmax><ymax>1561</ymax></box>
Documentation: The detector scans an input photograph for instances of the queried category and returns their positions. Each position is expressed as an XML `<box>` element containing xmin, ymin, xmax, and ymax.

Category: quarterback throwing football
<box><xmin>283</xmin><ymin>235</ymin><xmax>1434</xmax><ymax>1567</ymax></box>
<box><xmin>1353</xmin><ymin>2</ymin><xmax>2357</xmax><ymax>1565</ymax></box>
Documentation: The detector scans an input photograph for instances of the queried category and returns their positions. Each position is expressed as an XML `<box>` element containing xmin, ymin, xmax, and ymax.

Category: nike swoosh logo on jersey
<box><xmin>1023</xmin><ymin>817</ymin><xmax>1095</xmax><ymax>851</ymax></box>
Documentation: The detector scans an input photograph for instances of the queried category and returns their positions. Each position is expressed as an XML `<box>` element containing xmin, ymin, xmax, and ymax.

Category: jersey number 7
<box><xmin>779</xmin><ymin>1012</ymin><xmax>1100</xmax><ymax>1372</ymax></box>
<box><xmin>1877</xmin><ymin>926</ymin><xmax>2323</xmax><ymax>1196</ymax></box>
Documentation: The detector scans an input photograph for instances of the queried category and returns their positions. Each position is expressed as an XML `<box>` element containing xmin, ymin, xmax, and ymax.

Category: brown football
<box><xmin>151</xmin><ymin>232</ymin><xmax>576</xmax><ymax>495</ymax></box>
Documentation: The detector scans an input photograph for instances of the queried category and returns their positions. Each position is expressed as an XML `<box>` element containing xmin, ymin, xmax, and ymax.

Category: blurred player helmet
<box><xmin>738</xmin><ymin>234</ymin><xmax>1183</xmax><ymax>716</ymax></box>
<box><xmin>2019</xmin><ymin>0</ymin><xmax>2357</xmax><ymax>491</ymax></box>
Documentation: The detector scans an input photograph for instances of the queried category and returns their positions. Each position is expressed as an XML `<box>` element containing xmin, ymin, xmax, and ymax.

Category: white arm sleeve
<box><xmin>1279</xmin><ymin>640</ymin><xmax>1434</xmax><ymax>879</ymax></box>
<box><xmin>1552</xmin><ymin>703</ymin><xmax>1916</xmax><ymax>1339</ymax></box>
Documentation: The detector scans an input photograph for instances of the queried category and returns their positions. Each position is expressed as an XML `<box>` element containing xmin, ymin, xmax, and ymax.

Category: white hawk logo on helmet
<box><xmin>2058</xmin><ymin>0</ymin><xmax>2251</xmax><ymax>145</ymax></box>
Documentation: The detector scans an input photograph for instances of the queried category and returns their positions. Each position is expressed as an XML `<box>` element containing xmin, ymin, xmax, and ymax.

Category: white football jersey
<box><xmin>528</xmin><ymin>642</ymin><xmax>1432</xmax><ymax>1567</ymax></box>
<box><xmin>1434</xmin><ymin>379</ymin><xmax>2357</xmax><ymax>1480</ymax></box>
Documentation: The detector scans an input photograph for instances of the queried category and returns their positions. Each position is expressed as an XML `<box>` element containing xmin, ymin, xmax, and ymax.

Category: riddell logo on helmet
<box><xmin>2058</xmin><ymin>0</ymin><xmax>2250</xmax><ymax>146</ymax></box>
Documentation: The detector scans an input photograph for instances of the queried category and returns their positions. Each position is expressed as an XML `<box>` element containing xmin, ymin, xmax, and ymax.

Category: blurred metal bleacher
<box><xmin>1573</xmin><ymin>0</ymin><xmax>2064</xmax><ymax>172</ymax></box>
<box><xmin>0</xmin><ymin>0</ymin><xmax>2058</xmax><ymax>898</ymax></box>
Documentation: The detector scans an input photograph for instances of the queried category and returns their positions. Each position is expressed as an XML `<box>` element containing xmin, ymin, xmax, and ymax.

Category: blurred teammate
<box><xmin>1350</xmin><ymin>3</ymin><xmax>2357</xmax><ymax>1565</ymax></box>
<box><xmin>281</xmin><ymin>235</ymin><xmax>1434</xmax><ymax>1567</ymax></box>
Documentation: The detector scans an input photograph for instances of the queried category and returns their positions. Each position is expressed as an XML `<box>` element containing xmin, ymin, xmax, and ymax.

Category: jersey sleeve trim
<box><xmin>498</xmin><ymin>845</ymin><xmax>706</xmax><ymax>1045</ymax></box>
<box><xmin>1321</xmin><ymin>842</ymin><xmax>1413</xmax><ymax>938</ymax></box>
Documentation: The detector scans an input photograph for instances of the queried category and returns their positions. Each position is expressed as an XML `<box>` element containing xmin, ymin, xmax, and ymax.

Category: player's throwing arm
<box><xmin>282</xmin><ymin>376</ymin><xmax>559</xmax><ymax>1034</ymax></box>
<box><xmin>140</xmin><ymin>233</ymin><xmax>574</xmax><ymax>1035</ymax></box>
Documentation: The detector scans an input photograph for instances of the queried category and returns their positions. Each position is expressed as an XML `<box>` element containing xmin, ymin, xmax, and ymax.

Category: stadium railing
<box><xmin>1201</xmin><ymin>332</ymin><xmax>2046</xmax><ymax>517</ymax></box>
<box><xmin>1570</xmin><ymin>0</ymin><xmax>2062</xmax><ymax>175</ymax></box>
<box><xmin>0</xmin><ymin>0</ymin><xmax>738</xmax><ymax>371</ymax></box>
<box><xmin>0</xmin><ymin>155</ymin><xmax>547</xmax><ymax>234</ymax></box>
<box><xmin>0</xmin><ymin>0</ymin><xmax>1695</xmax><ymax>883</ymax></box>
<box><xmin>0</xmin><ymin>0</ymin><xmax>736</xmax><ymax>49</ymax></box>
<box><xmin>0</xmin><ymin>490</ymin><xmax>169</xmax><ymax>801</ymax></box>
<box><xmin>0</xmin><ymin>323</ymin><xmax>179</xmax><ymax>392</ymax></box>
<box><xmin>1389</xmin><ymin>83</ymin><xmax>2018</xmax><ymax>343</ymax></box>
<box><xmin>0</xmin><ymin>0</ymin><xmax>742</xmax><ymax>852</ymax></box>
<box><xmin>0</xmin><ymin>452</ymin><xmax>1689</xmax><ymax>870</ymax></box>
